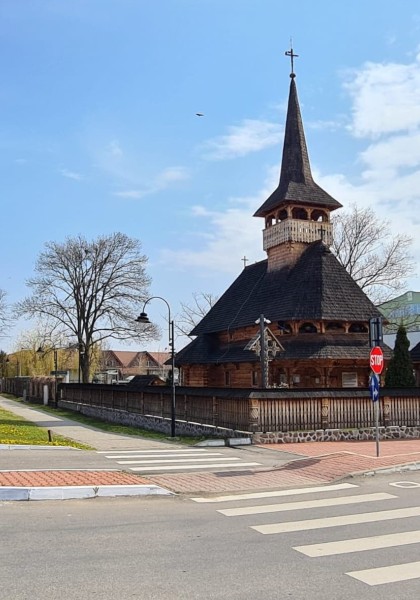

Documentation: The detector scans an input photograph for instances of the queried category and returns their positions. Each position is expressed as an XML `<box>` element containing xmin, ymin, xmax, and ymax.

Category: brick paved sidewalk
<box><xmin>260</xmin><ymin>439</ymin><xmax>420</xmax><ymax>458</ymax></box>
<box><xmin>0</xmin><ymin>470</ymin><xmax>149</xmax><ymax>487</ymax></box>
<box><xmin>148</xmin><ymin>441</ymin><xmax>420</xmax><ymax>494</ymax></box>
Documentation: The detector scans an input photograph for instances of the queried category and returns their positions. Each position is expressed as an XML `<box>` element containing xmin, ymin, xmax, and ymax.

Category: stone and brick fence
<box><xmin>1</xmin><ymin>376</ymin><xmax>58</xmax><ymax>404</ymax></box>
<box><xmin>2</xmin><ymin>378</ymin><xmax>420</xmax><ymax>442</ymax></box>
<box><xmin>59</xmin><ymin>383</ymin><xmax>420</xmax><ymax>441</ymax></box>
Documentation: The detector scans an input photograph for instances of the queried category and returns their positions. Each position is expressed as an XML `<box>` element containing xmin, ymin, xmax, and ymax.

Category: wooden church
<box><xmin>176</xmin><ymin>57</ymin><xmax>385</xmax><ymax>389</ymax></box>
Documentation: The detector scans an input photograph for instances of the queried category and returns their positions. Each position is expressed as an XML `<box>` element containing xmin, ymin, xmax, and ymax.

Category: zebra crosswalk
<box><xmin>96</xmin><ymin>448</ymin><xmax>262</xmax><ymax>473</ymax></box>
<box><xmin>190</xmin><ymin>481</ymin><xmax>420</xmax><ymax>587</ymax></box>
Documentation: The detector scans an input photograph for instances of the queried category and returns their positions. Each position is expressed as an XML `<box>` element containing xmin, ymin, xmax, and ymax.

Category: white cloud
<box><xmin>201</xmin><ymin>119</ymin><xmax>282</xmax><ymax>160</ymax></box>
<box><xmin>360</xmin><ymin>130</ymin><xmax>420</xmax><ymax>172</ymax></box>
<box><xmin>114</xmin><ymin>166</ymin><xmax>190</xmax><ymax>200</ymax></box>
<box><xmin>159</xmin><ymin>166</ymin><xmax>278</xmax><ymax>273</ymax></box>
<box><xmin>308</xmin><ymin>119</ymin><xmax>342</xmax><ymax>132</ymax></box>
<box><xmin>114</xmin><ymin>190</ymin><xmax>145</xmax><ymax>199</ymax></box>
<box><xmin>160</xmin><ymin>53</ymin><xmax>420</xmax><ymax>290</ymax></box>
<box><xmin>107</xmin><ymin>140</ymin><xmax>123</xmax><ymax>157</ymax></box>
<box><xmin>345</xmin><ymin>52</ymin><xmax>420</xmax><ymax>138</ymax></box>
<box><xmin>158</xmin><ymin>166</ymin><xmax>189</xmax><ymax>184</ymax></box>
<box><xmin>60</xmin><ymin>168</ymin><xmax>82</xmax><ymax>180</ymax></box>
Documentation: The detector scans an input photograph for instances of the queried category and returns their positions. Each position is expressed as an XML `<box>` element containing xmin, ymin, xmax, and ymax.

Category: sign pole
<box><xmin>369</xmin><ymin>345</ymin><xmax>384</xmax><ymax>458</ymax></box>
<box><xmin>375</xmin><ymin>380</ymin><xmax>380</xmax><ymax>458</ymax></box>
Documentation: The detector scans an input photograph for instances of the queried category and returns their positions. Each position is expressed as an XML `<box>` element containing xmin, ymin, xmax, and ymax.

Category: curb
<box><xmin>0</xmin><ymin>444</ymin><xmax>81</xmax><ymax>450</ymax></box>
<box><xmin>362</xmin><ymin>460</ymin><xmax>420</xmax><ymax>477</ymax></box>
<box><xmin>0</xmin><ymin>483</ymin><xmax>174</xmax><ymax>501</ymax></box>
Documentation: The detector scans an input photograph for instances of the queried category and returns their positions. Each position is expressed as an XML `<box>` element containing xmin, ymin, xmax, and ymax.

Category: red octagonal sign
<box><xmin>370</xmin><ymin>346</ymin><xmax>384</xmax><ymax>375</ymax></box>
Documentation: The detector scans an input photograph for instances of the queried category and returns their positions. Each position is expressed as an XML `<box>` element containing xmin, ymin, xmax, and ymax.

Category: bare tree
<box><xmin>332</xmin><ymin>203</ymin><xmax>415</xmax><ymax>304</ymax></box>
<box><xmin>176</xmin><ymin>292</ymin><xmax>219</xmax><ymax>338</ymax></box>
<box><xmin>16</xmin><ymin>233</ymin><xmax>156</xmax><ymax>382</ymax></box>
<box><xmin>0</xmin><ymin>289</ymin><xmax>9</xmax><ymax>336</ymax></box>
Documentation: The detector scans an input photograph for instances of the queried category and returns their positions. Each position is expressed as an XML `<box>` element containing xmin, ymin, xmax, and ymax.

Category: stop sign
<box><xmin>370</xmin><ymin>346</ymin><xmax>384</xmax><ymax>375</ymax></box>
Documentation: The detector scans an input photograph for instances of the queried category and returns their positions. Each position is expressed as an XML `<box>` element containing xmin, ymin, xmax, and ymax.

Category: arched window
<box><xmin>326</xmin><ymin>322</ymin><xmax>345</xmax><ymax>332</ymax></box>
<box><xmin>292</xmin><ymin>207</ymin><xmax>308</xmax><ymax>220</ymax></box>
<box><xmin>311</xmin><ymin>209</ymin><xmax>328</xmax><ymax>222</ymax></box>
<box><xmin>299</xmin><ymin>322</ymin><xmax>318</xmax><ymax>334</ymax></box>
<box><xmin>278</xmin><ymin>209</ymin><xmax>288</xmax><ymax>221</ymax></box>
<box><xmin>278</xmin><ymin>321</ymin><xmax>292</xmax><ymax>334</ymax></box>
<box><xmin>349</xmin><ymin>323</ymin><xmax>368</xmax><ymax>333</ymax></box>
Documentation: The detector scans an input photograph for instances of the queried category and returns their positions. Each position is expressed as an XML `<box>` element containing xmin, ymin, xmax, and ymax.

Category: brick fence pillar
<box><xmin>248</xmin><ymin>399</ymin><xmax>260</xmax><ymax>432</ymax></box>
<box><xmin>321</xmin><ymin>397</ymin><xmax>330</xmax><ymax>428</ymax></box>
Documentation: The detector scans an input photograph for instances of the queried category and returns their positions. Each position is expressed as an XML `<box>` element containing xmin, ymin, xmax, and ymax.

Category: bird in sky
<box><xmin>195</xmin><ymin>113</ymin><xmax>204</xmax><ymax>117</ymax></box>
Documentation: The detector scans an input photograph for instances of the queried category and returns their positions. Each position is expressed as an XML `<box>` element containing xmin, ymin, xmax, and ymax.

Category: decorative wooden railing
<box><xmin>2</xmin><ymin>379</ymin><xmax>420</xmax><ymax>433</ymax></box>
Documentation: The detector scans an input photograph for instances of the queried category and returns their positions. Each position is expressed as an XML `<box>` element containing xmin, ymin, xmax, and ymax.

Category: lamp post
<box><xmin>78</xmin><ymin>342</ymin><xmax>85</xmax><ymax>384</ymax></box>
<box><xmin>136</xmin><ymin>296</ymin><xmax>176</xmax><ymax>438</ymax></box>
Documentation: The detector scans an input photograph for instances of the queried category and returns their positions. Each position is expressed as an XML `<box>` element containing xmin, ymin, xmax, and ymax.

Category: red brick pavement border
<box><xmin>148</xmin><ymin>451</ymin><xmax>420</xmax><ymax>494</ymax></box>
<box><xmin>0</xmin><ymin>470</ymin><xmax>149</xmax><ymax>487</ymax></box>
<box><xmin>258</xmin><ymin>439</ymin><xmax>420</xmax><ymax>458</ymax></box>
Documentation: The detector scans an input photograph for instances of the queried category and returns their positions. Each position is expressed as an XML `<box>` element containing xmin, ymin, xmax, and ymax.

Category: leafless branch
<box><xmin>176</xmin><ymin>292</ymin><xmax>219</xmax><ymax>338</ymax></box>
<box><xmin>332</xmin><ymin>203</ymin><xmax>416</xmax><ymax>304</ymax></box>
<box><xmin>15</xmin><ymin>232</ymin><xmax>157</xmax><ymax>381</ymax></box>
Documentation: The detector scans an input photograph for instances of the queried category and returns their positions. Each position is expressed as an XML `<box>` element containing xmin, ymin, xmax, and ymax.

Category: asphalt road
<box><xmin>2</xmin><ymin>472</ymin><xmax>420</xmax><ymax>599</ymax></box>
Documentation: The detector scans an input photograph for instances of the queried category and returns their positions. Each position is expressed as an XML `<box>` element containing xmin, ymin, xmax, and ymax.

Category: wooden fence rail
<box><xmin>2</xmin><ymin>379</ymin><xmax>420</xmax><ymax>433</ymax></box>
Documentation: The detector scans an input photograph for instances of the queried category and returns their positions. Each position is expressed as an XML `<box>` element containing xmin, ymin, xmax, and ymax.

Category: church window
<box><xmin>278</xmin><ymin>321</ymin><xmax>292</xmax><ymax>334</ymax></box>
<box><xmin>299</xmin><ymin>322</ymin><xmax>317</xmax><ymax>333</ymax></box>
<box><xmin>349</xmin><ymin>323</ymin><xmax>368</xmax><ymax>333</ymax></box>
<box><xmin>278</xmin><ymin>209</ymin><xmax>288</xmax><ymax>221</ymax></box>
<box><xmin>224</xmin><ymin>371</ymin><xmax>231</xmax><ymax>386</ymax></box>
<box><xmin>326</xmin><ymin>322</ymin><xmax>345</xmax><ymax>332</ymax></box>
<box><xmin>342</xmin><ymin>372</ymin><xmax>358</xmax><ymax>387</ymax></box>
<box><xmin>311</xmin><ymin>209</ymin><xmax>328</xmax><ymax>222</ymax></box>
<box><xmin>252</xmin><ymin>371</ymin><xmax>258</xmax><ymax>386</ymax></box>
<box><xmin>292</xmin><ymin>207</ymin><xmax>308</xmax><ymax>220</ymax></box>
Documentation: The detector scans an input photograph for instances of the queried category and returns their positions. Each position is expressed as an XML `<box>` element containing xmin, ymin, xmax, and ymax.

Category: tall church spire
<box><xmin>254</xmin><ymin>52</ymin><xmax>341</xmax><ymax>218</ymax></box>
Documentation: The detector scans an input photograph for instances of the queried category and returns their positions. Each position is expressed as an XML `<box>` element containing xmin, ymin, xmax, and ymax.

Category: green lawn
<box><xmin>37</xmin><ymin>404</ymin><xmax>206</xmax><ymax>445</ymax></box>
<box><xmin>0</xmin><ymin>406</ymin><xmax>93</xmax><ymax>449</ymax></box>
<box><xmin>4</xmin><ymin>397</ymin><xmax>211</xmax><ymax>445</ymax></box>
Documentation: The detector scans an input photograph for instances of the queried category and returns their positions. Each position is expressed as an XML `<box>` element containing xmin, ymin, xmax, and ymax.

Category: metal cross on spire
<box><xmin>285</xmin><ymin>42</ymin><xmax>299</xmax><ymax>78</ymax></box>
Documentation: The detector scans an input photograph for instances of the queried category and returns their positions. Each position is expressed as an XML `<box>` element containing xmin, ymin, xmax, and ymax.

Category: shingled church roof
<box><xmin>254</xmin><ymin>77</ymin><xmax>342</xmax><ymax>217</ymax></box>
<box><xmin>189</xmin><ymin>240</ymin><xmax>382</xmax><ymax>337</ymax></box>
<box><xmin>175</xmin><ymin>332</ymin><xmax>388</xmax><ymax>365</ymax></box>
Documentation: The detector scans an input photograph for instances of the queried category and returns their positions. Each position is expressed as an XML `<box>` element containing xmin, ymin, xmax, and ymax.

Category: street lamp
<box><xmin>78</xmin><ymin>342</ymin><xmax>85</xmax><ymax>384</ymax></box>
<box><xmin>37</xmin><ymin>345</ymin><xmax>58</xmax><ymax>406</ymax></box>
<box><xmin>136</xmin><ymin>296</ymin><xmax>176</xmax><ymax>437</ymax></box>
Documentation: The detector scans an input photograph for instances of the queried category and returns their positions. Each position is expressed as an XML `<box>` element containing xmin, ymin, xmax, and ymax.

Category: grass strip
<box><xmin>6</xmin><ymin>398</ymin><xmax>210</xmax><ymax>445</ymax></box>
<box><xmin>0</xmin><ymin>406</ymin><xmax>92</xmax><ymax>449</ymax></box>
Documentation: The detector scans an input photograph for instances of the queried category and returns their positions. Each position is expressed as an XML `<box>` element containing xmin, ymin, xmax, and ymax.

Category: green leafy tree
<box><xmin>384</xmin><ymin>325</ymin><xmax>415</xmax><ymax>387</ymax></box>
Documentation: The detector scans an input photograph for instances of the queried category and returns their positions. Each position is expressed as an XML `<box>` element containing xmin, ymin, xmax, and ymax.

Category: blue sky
<box><xmin>2</xmin><ymin>0</ymin><xmax>420</xmax><ymax>353</ymax></box>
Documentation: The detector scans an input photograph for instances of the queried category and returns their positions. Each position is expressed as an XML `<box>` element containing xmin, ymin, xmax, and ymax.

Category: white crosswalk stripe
<box><xmin>251</xmin><ymin>506</ymin><xmax>420</xmax><ymax>534</ymax></box>
<box><xmin>347</xmin><ymin>561</ymin><xmax>420</xmax><ymax>586</ymax></box>
<box><xmin>190</xmin><ymin>482</ymin><xmax>420</xmax><ymax>587</ymax></box>
<box><xmin>130</xmin><ymin>462</ymin><xmax>260</xmax><ymax>472</ymax></box>
<box><xmin>217</xmin><ymin>493</ymin><xmax>396</xmax><ymax>517</ymax></box>
<box><xmin>295</xmin><ymin>530</ymin><xmax>420</xmax><ymax>557</ymax></box>
<box><xmin>190</xmin><ymin>483</ymin><xmax>358</xmax><ymax>503</ymax></box>
<box><xmin>97</xmin><ymin>447</ymin><xmax>262</xmax><ymax>473</ymax></box>
<box><xmin>97</xmin><ymin>449</ymin><xmax>211</xmax><ymax>454</ymax></box>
